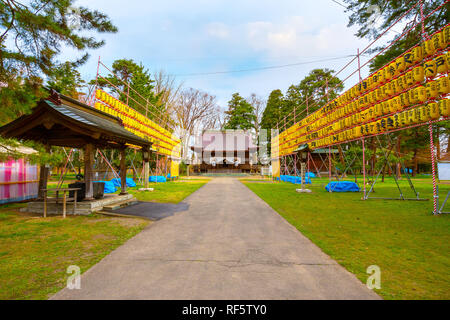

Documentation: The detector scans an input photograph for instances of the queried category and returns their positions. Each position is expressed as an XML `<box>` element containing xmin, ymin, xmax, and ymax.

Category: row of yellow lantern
<box><xmin>94</xmin><ymin>89</ymin><xmax>181</xmax><ymax>156</ymax></box>
<box><xmin>292</xmin><ymin>25</ymin><xmax>449</xmax><ymax>131</ymax></box>
<box><xmin>274</xmin><ymin>26</ymin><xmax>449</xmax><ymax>155</ymax></box>
<box><xmin>309</xmin><ymin>99</ymin><xmax>450</xmax><ymax>150</ymax></box>
<box><xmin>96</xmin><ymin>99</ymin><xmax>178</xmax><ymax>155</ymax></box>
<box><xmin>277</xmin><ymin>95</ymin><xmax>449</xmax><ymax>156</ymax></box>
<box><xmin>282</xmin><ymin>75</ymin><xmax>449</xmax><ymax>147</ymax></box>
<box><xmin>314</xmin><ymin>26</ymin><xmax>450</xmax><ymax>117</ymax></box>
<box><xmin>296</xmin><ymin>52</ymin><xmax>448</xmax><ymax>133</ymax></box>
<box><xmin>95</xmin><ymin>89</ymin><xmax>180</xmax><ymax>146</ymax></box>
<box><xmin>275</xmin><ymin>98</ymin><xmax>449</xmax><ymax>155</ymax></box>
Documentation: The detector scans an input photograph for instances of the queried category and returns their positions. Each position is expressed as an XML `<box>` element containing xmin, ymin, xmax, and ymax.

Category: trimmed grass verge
<box><xmin>129</xmin><ymin>179</ymin><xmax>210</xmax><ymax>203</ymax></box>
<box><xmin>243</xmin><ymin>177</ymin><xmax>450</xmax><ymax>300</ymax></box>
<box><xmin>0</xmin><ymin>203</ymin><xmax>149</xmax><ymax>300</ymax></box>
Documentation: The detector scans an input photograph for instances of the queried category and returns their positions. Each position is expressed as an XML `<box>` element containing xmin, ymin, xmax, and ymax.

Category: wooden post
<box><xmin>144</xmin><ymin>160</ymin><xmax>150</xmax><ymax>188</ymax></box>
<box><xmin>84</xmin><ymin>143</ymin><xmax>95</xmax><ymax>200</ymax></box>
<box><xmin>43</xmin><ymin>190</ymin><xmax>47</xmax><ymax>218</ymax></box>
<box><xmin>73</xmin><ymin>190</ymin><xmax>78</xmax><ymax>215</ymax></box>
<box><xmin>120</xmin><ymin>148</ymin><xmax>128</xmax><ymax>195</ymax></box>
<box><xmin>38</xmin><ymin>144</ymin><xmax>50</xmax><ymax>199</ymax></box>
<box><xmin>143</xmin><ymin>148</ymin><xmax>150</xmax><ymax>189</ymax></box>
<box><xmin>63</xmin><ymin>190</ymin><xmax>67</xmax><ymax>219</ymax></box>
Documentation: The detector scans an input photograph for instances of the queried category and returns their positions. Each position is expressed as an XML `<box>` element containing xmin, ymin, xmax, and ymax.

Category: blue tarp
<box><xmin>167</xmin><ymin>174</ymin><xmax>177</xmax><ymax>179</ymax></box>
<box><xmin>110</xmin><ymin>178</ymin><xmax>137</xmax><ymax>188</ymax></box>
<box><xmin>150</xmin><ymin>176</ymin><xmax>167</xmax><ymax>183</ymax></box>
<box><xmin>95</xmin><ymin>181</ymin><xmax>117</xmax><ymax>194</ymax></box>
<box><xmin>277</xmin><ymin>175</ymin><xmax>312</xmax><ymax>185</ymax></box>
<box><xmin>403</xmin><ymin>168</ymin><xmax>413</xmax><ymax>174</ymax></box>
<box><xmin>306</xmin><ymin>172</ymin><xmax>316</xmax><ymax>178</ymax></box>
<box><xmin>325</xmin><ymin>181</ymin><xmax>360</xmax><ymax>192</ymax></box>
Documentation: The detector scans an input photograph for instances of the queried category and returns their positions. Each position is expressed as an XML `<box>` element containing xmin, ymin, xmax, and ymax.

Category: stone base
<box><xmin>21</xmin><ymin>194</ymin><xmax>136</xmax><ymax>216</ymax></box>
<box><xmin>138</xmin><ymin>188</ymin><xmax>154</xmax><ymax>192</ymax></box>
<box><xmin>296</xmin><ymin>189</ymin><xmax>312</xmax><ymax>193</ymax></box>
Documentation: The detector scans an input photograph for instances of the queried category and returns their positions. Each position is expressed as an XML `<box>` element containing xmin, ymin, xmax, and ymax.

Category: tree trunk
<box><xmin>413</xmin><ymin>148</ymin><xmax>418</xmax><ymax>177</ymax></box>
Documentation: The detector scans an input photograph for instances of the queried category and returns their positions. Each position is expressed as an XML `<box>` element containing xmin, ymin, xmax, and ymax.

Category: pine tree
<box><xmin>283</xmin><ymin>68</ymin><xmax>344</xmax><ymax>118</ymax></box>
<box><xmin>343</xmin><ymin>0</ymin><xmax>447</xmax><ymax>71</ymax></box>
<box><xmin>224</xmin><ymin>93</ymin><xmax>256</xmax><ymax>131</ymax></box>
<box><xmin>0</xmin><ymin>1</ymin><xmax>117</xmax><ymax>162</ymax></box>
<box><xmin>47</xmin><ymin>62</ymin><xmax>85</xmax><ymax>99</ymax></box>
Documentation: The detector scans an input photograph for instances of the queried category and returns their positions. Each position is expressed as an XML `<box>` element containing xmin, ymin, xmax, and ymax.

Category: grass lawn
<box><xmin>45</xmin><ymin>176</ymin><xmax>209</xmax><ymax>204</ymax></box>
<box><xmin>0</xmin><ymin>203</ymin><xmax>149</xmax><ymax>300</ymax></box>
<box><xmin>243</xmin><ymin>176</ymin><xmax>450</xmax><ymax>300</ymax></box>
<box><xmin>129</xmin><ymin>179</ymin><xmax>210</xmax><ymax>203</ymax></box>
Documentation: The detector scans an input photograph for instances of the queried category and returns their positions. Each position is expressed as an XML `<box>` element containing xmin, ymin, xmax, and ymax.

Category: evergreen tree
<box><xmin>46</xmin><ymin>62</ymin><xmax>85</xmax><ymax>99</ymax></box>
<box><xmin>284</xmin><ymin>68</ymin><xmax>344</xmax><ymax>118</ymax></box>
<box><xmin>0</xmin><ymin>1</ymin><xmax>116</xmax><ymax>163</ymax></box>
<box><xmin>0</xmin><ymin>0</ymin><xmax>117</xmax><ymax>118</ymax></box>
<box><xmin>93</xmin><ymin>59</ymin><xmax>162</xmax><ymax>121</ymax></box>
<box><xmin>343</xmin><ymin>0</ymin><xmax>447</xmax><ymax>71</ymax></box>
<box><xmin>224</xmin><ymin>93</ymin><xmax>256</xmax><ymax>131</ymax></box>
<box><xmin>260</xmin><ymin>89</ymin><xmax>284</xmax><ymax>132</ymax></box>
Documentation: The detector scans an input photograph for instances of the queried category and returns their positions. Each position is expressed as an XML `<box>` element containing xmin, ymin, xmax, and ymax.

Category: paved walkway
<box><xmin>53</xmin><ymin>178</ymin><xmax>379</xmax><ymax>300</ymax></box>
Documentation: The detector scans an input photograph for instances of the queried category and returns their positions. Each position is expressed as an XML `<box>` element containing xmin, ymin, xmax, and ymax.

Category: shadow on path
<box><xmin>113</xmin><ymin>201</ymin><xmax>189</xmax><ymax>221</ymax></box>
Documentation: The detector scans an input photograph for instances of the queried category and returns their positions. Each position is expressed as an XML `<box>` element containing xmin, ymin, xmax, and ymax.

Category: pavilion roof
<box><xmin>0</xmin><ymin>91</ymin><xmax>152</xmax><ymax>150</ymax></box>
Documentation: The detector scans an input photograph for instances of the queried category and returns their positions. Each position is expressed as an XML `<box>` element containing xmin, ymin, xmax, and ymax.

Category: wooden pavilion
<box><xmin>0</xmin><ymin>89</ymin><xmax>153</xmax><ymax>213</ymax></box>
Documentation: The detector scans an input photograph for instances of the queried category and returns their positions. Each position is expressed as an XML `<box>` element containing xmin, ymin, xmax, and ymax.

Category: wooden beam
<box><xmin>84</xmin><ymin>143</ymin><xmax>95</xmax><ymax>200</ymax></box>
<box><xmin>120</xmin><ymin>148</ymin><xmax>128</xmax><ymax>195</ymax></box>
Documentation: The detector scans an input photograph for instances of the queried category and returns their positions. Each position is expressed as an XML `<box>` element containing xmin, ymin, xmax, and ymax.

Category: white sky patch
<box><xmin>206</xmin><ymin>22</ymin><xmax>230</xmax><ymax>39</ymax></box>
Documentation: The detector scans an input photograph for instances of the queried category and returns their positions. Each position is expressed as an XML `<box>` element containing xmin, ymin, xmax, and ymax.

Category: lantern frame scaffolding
<box><xmin>271</xmin><ymin>0</ymin><xmax>449</xmax><ymax>214</ymax></box>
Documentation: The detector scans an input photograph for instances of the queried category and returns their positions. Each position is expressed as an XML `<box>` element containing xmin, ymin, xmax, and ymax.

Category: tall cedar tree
<box><xmin>260</xmin><ymin>89</ymin><xmax>284</xmax><ymax>132</ymax></box>
<box><xmin>224</xmin><ymin>93</ymin><xmax>257</xmax><ymax>131</ymax></box>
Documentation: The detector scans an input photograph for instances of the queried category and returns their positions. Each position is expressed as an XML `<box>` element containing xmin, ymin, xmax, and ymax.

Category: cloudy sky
<box><xmin>67</xmin><ymin>0</ymin><xmax>395</xmax><ymax>108</ymax></box>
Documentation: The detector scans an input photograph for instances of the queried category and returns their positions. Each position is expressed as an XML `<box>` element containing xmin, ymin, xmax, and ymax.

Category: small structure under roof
<box><xmin>0</xmin><ymin>90</ymin><xmax>153</xmax><ymax>207</ymax></box>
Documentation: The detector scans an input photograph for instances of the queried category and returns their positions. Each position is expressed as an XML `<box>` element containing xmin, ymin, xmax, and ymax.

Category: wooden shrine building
<box><xmin>190</xmin><ymin>130</ymin><xmax>258</xmax><ymax>174</ymax></box>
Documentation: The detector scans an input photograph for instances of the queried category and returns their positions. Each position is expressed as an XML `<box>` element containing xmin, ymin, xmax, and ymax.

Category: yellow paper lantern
<box><xmin>435</xmin><ymin>55</ymin><xmax>448</xmax><ymax>74</ymax></box>
<box><xmin>413</xmin><ymin>66</ymin><xmax>424</xmax><ymax>84</ymax></box>
<box><xmin>424</xmin><ymin>60</ymin><xmax>437</xmax><ymax>79</ymax></box>
<box><xmin>426</xmin><ymin>80</ymin><xmax>439</xmax><ymax>100</ymax></box>
<box><xmin>439</xmin><ymin>99</ymin><xmax>450</xmax><ymax>117</ymax></box>
<box><xmin>421</xmin><ymin>39</ymin><xmax>435</xmax><ymax>58</ymax></box>
<box><xmin>412</xmin><ymin>46</ymin><xmax>423</xmax><ymax>64</ymax></box>
<box><xmin>432</xmin><ymin>31</ymin><xmax>445</xmax><ymax>51</ymax></box>
<box><xmin>428</xmin><ymin>102</ymin><xmax>440</xmax><ymax>120</ymax></box>
<box><xmin>438</xmin><ymin>77</ymin><xmax>449</xmax><ymax>95</ymax></box>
